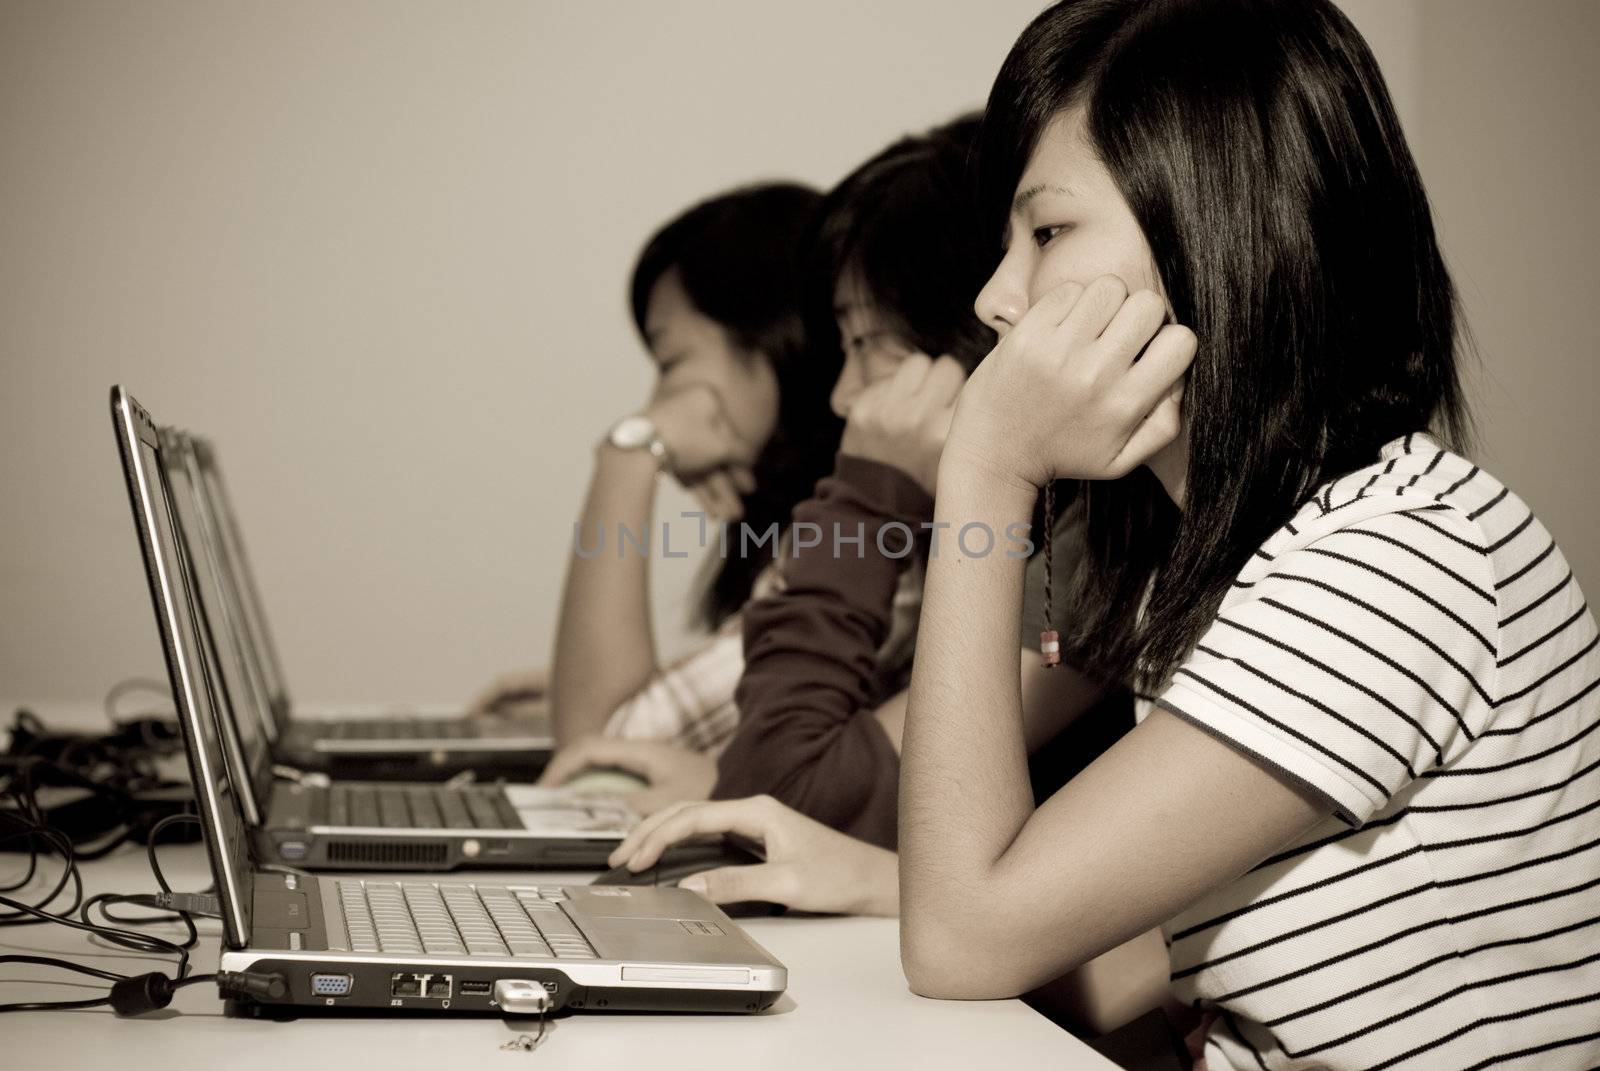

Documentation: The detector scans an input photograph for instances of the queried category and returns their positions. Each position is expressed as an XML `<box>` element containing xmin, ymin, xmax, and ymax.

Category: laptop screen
<box><xmin>191</xmin><ymin>437</ymin><xmax>291</xmax><ymax>737</ymax></box>
<box><xmin>163</xmin><ymin>430</ymin><xmax>276</xmax><ymax>822</ymax></box>
<box><xmin>112</xmin><ymin>387</ymin><xmax>254</xmax><ymax>950</ymax></box>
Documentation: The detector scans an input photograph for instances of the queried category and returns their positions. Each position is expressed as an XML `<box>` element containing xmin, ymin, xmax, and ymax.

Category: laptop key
<box><xmin>514</xmin><ymin>894</ymin><xmax>597</xmax><ymax>956</ymax></box>
<box><xmin>462</xmin><ymin>789</ymin><xmax>503</xmax><ymax>829</ymax></box>
<box><xmin>377</xmin><ymin>788</ymin><xmax>409</xmax><ymax>827</ymax></box>
<box><xmin>327</xmin><ymin>786</ymin><xmax>349</xmax><ymax>826</ymax></box>
<box><xmin>406</xmin><ymin>788</ymin><xmax>444</xmax><ymax>828</ymax></box>
<box><xmin>350</xmin><ymin>789</ymin><xmax>381</xmax><ymax>828</ymax></box>
<box><xmin>491</xmin><ymin>792</ymin><xmax>524</xmax><ymax>830</ymax></box>
<box><xmin>437</xmin><ymin>792</ymin><xmax>474</xmax><ymax>829</ymax></box>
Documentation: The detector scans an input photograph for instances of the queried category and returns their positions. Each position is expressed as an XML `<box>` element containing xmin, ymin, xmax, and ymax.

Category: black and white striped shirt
<box><xmin>1156</xmin><ymin>434</ymin><xmax>1600</xmax><ymax>1071</ymax></box>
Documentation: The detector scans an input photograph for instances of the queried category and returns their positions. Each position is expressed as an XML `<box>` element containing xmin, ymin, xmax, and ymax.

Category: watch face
<box><xmin>610</xmin><ymin>415</ymin><xmax>655</xmax><ymax>450</ymax></box>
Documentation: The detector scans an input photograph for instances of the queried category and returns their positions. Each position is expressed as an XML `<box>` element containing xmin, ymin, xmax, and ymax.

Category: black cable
<box><xmin>0</xmin><ymin>809</ymin><xmax>198</xmax><ymax>979</ymax></box>
<box><xmin>0</xmin><ymin>891</ymin><xmax>191</xmax><ymax>971</ymax></box>
<box><xmin>0</xmin><ymin>710</ymin><xmax>278</xmax><ymax>1017</ymax></box>
<box><xmin>102</xmin><ymin>678</ymin><xmax>174</xmax><ymax>727</ymax></box>
<box><xmin>0</xmin><ymin>995</ymin><xmax>116</xmax><ymax>1013</ymax></box>
<box><xmin>0</xmin><ymin>954</ymin><xmax>127</xmax><ymax>983</ymax></box>
<box><xmin>1</xmin><ymin>711</ymin><xmax>191</xmax><ymax>864</ymax></box>
<box><xmin>0</xmin><ymin>811</ymin><xmax>83</xmax><ymax>922</ymax></box>
<box><xmin>0</xmin><ymin>971</ymin><xmax>222</xmax><ymax>1016</ymax></box>
<box><xmin>0</xmin><ymin>827</ymin><xmax>39</xmax><ymax>892</ymax></box>
<box><xmin>80</xmin><ymin>814</ymin><xmax>203</xmax><ymax>962</ymax></box>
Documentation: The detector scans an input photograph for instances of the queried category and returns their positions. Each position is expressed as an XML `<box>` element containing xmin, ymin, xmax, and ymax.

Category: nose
<box><xmin>975</xmin><ymin>246</ymin><xmax>1027</xmax><ymax>338</ymax></box>
<box><xmin>830</xmin><ymin>356</ymin><xmax>863</xmax><ymax>418</ymax></box>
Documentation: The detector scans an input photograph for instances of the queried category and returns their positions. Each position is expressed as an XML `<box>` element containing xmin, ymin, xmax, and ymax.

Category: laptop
<box><xmin>113</xmin><ymin>387</ymin><xmax>634</xmax><ymax>872</ymax></box>
<box><xmin>181</xmin><ymin>428</ymin><xmax>553</xmax><ymax>780</ymax></box>
<box><xmin>111</xmin><ymin>388</ymin><xmax>786</xmax><ymax>1015</ymax></box>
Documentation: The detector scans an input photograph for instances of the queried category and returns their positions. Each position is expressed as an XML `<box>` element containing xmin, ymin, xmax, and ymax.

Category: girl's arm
<box><xmin>548</xmin><ymin>444</ymin><xmax>664</xmax><ymax>746</ymax></box>
<box><xmin>711</xmin><ymin>454</ymin><xmax>931</xmax><ymax>847</ymax></box>
<box><xmin>550</xmin><ymin>385</ymin><xmax>755</xmax><ymax>746</ymax></box>
<box><xmin>898</xmin><ymin>460</ymin><xmax>1329</xmax><ymax>999</ymax></box>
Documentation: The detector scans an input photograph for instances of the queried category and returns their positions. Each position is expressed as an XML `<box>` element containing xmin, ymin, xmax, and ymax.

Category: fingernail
<box><xmin>679</xmin><ymin>875</ymin><xmax>707</xmax><ymax>894</ymax></box>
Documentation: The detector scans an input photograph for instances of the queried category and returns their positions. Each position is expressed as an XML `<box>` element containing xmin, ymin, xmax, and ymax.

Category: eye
<box><xmin>1032</xmin><ymin>224</ymin><xmax>1068</xmax><ymax>249</ymax></box>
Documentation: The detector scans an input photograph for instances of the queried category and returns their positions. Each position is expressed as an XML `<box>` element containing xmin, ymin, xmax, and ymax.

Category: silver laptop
<box><xmin>113</xmin><ymin>387</ymin><xmax>633</xmax><ymax>872</ymax></box>
<box><xmin>111</xmin><ymin>387</ymin><xmax>786</xmax><ymax>1015</ymax></box>
<box><xmin>183</xmin><ymin>429</ymin><xmax>552</xmax><ymax>780</ymax></box>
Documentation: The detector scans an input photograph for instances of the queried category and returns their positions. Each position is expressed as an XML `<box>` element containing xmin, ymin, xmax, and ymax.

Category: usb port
<box><xmin>277</xmin><ymin>840</ymin><xmax>308</xmax><ymax>860</ymax></box>
<box><xmin>459</xmin><ymin>980</ymin><xmax>492</xmax><ymax>997</ymax></box>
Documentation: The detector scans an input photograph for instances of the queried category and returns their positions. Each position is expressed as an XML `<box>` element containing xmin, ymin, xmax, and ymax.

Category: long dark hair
<box><xmin>977</xmin><ymin>0</ymin><xmax>1471</xmax><ymax>689</ymax></box>
<box><xmin>630</xmin><ymin>183</ymin><xmax>841</xmax><ymax>629</ymax></box>
<box><xmin>805</xmin><ymin>114</ymin><xmax>997</xmax><ymax>374</ymax></box>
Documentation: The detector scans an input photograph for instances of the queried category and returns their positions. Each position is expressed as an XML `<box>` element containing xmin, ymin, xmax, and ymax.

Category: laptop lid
<box><xmin>110</xmin><ymin>386</ymin><xmax>254</xmax><ymax>951</ymax></box>
<box><xmin>189</xmin><ymin>435</ymin><xmax>292</xmax><ymax>739</ymax></box>
<box><xmin>178</xmin><ymin>432</ymin><xmax>283</xmax><ymax>752</ymax></box>
<box><xmin>159</xmin><ymin>428</ymin><xmax>277</xmax><ymax>826</ymax></box>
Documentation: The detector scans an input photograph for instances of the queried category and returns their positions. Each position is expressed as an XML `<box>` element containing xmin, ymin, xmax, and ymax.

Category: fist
<box><xmin>948</xmin><ymin>276</ymin><xmax>1194</xmax><ymax>491</ymax></box>
<box><xmin>839</xmin><ymin>353</ymin><xmax>966</xmax><ymax>496</ymax></box>
<box><xmin>643</xmin><ymin>383</ymin><xmax>756</xmax><ymax>481</ymax></box>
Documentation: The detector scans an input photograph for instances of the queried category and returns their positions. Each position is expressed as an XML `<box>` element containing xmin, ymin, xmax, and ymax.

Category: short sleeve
<box><xmin>1155</xmin><ymin>506</ymin><xmax>1501</xmax><ymax>826</ymax></box>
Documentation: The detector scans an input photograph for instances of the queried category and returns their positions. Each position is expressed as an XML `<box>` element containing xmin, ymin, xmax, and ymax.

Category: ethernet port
<box><xmin>426</xmin><ymin>974</ymin><xmax>453</xmax><ymax>999</ymax></box>
<box><xmin>390</xmin><ymin>973</ymin><xmax>424</xmax><ymax>998</ymax></box>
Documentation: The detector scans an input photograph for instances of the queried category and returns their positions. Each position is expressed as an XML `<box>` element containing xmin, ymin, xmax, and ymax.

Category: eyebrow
<box><xmin>1012</xmin><ymin>182</ymin><xmax>1076</xmax><ymax>214</ymax></box>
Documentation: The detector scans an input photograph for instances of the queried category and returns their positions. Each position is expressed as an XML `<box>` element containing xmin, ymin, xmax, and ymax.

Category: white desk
<box><xmin>0</xmin><ymin>727</ymin><xmax>1116</xmax><ymax>1069</ymax></box>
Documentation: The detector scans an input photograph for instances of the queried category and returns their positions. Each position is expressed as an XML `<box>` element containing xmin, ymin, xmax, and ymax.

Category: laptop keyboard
<box><xmin>323</xmin><ymin>784</ymin><xmax>518</xmax><ymax>829</ymax></box>
<box><xmin>338</xmin><ymin>881</ymin><xmax>596</xmax><ymax>959</ymax></box>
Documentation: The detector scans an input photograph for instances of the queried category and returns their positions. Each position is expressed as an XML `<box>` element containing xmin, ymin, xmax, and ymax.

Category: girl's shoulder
<box><xmin>1257</xmin><ymin>433</ymin><xmax>1547</xmax><ymax>586</ymax></box>
<box><xmin>1237</xmin><ymin>433</ymin><xmax>1592</xmax><ymax>703</ymax></box>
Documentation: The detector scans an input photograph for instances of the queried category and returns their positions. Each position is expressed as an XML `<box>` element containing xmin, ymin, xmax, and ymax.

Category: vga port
<box><xmin>310</xmin><ymin>973</ymin><xmax>353</xmax><ymax>997</ymax></box>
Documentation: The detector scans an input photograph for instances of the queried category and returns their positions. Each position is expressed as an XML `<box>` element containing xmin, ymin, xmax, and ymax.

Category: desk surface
<box><xmin>0</xmin><ymin>707</ymin><xmax>1115</xmax><ymax>1069</ymax></box>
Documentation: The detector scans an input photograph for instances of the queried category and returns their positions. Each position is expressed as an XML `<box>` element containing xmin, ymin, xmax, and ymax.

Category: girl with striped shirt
<box><xmin>613</xmin><ymin>0</ymin><xmax>1598</xmax><ymax>1063</ymax></box>
<box><xmin>897</xmin><ymin>1</ymin><xmax>1600</xmax><ymax>1068</ymax></box>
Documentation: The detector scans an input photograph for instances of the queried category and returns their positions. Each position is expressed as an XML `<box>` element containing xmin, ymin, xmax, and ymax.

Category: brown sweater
<box><xmin>712</xmin><ymin>454</ymin><xmax>931</xmax><ymax>849</ymax></box>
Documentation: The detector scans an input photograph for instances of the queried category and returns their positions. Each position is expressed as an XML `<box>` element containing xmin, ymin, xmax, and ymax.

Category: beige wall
<box><xmin>0</xmin><ymin>1</ymin><xmax>1591</xmax><ymax>707</ymax></box>
<box><xmin>1413</xmin><ymin>0</ymin><xmax>1600</xmax><ymax>599</ymax></box>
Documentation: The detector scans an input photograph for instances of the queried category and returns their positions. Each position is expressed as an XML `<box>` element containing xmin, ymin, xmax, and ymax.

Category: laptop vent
<box><xmin>325</xmin><ymin>841</ymin><xmax>449</xmax><ymax>867</ymax></box>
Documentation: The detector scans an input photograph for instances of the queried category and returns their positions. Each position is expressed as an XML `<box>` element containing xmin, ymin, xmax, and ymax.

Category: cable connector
<box><xmin>138</xmin><ymin>891</ymin><xmax>222</xmax><ymax>918</ymax></box>
<box><xmin>109</xmin><ymin>972</ymin><xmax>178</xmax><ymax>1016</ymax></box>
<box><xmin>214</xmin><ymin>970</ymin><xmax>288</xmax><ymax>1002</ymax></box>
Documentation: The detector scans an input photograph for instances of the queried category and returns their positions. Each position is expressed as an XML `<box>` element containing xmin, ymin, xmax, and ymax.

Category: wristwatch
<box><xmin>606</xmin><ymin>414</ymin><xmax>673</xmax><ymax>472</ymax></box>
